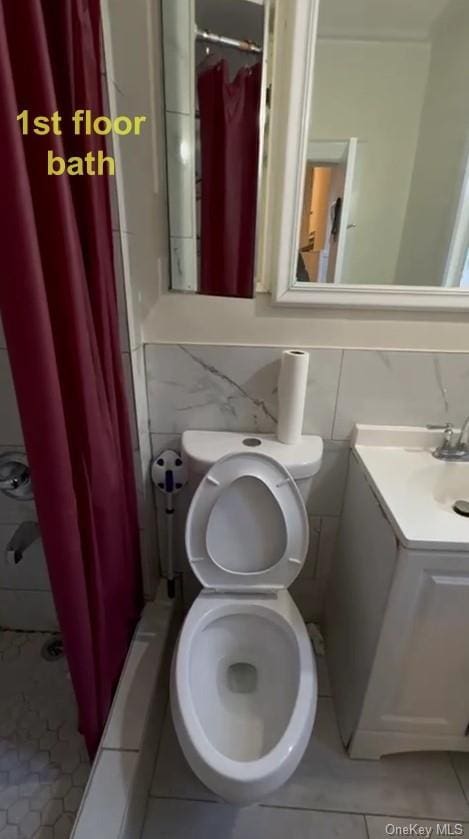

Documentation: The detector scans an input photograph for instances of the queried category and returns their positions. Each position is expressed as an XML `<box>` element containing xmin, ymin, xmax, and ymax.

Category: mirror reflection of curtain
<box><xmin>197</xmin><ymin>59</ymin><xmax>262</xmax><ymax>297</ymax></box>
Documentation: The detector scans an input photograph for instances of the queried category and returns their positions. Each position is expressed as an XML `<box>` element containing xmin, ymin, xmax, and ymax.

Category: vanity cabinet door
<box><xmin>360</xmin><ymin>548</ymin><xmax>469</xmax><ymax>738</ymax></box>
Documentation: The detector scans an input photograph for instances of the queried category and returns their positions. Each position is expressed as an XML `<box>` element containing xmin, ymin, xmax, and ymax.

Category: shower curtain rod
<box><xmin>195</xmin><ymin>26</ymin><xmax>262</xmax><ymax>54</ymax></box>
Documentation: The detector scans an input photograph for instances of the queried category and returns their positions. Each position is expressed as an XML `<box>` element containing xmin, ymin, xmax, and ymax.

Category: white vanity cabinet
<box><xmin>326</xmin><ymin>451</ymin><xmax>469</xmax><ymax>760</ymax></box>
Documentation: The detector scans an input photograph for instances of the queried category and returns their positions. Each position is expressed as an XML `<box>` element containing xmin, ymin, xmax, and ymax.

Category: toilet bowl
<box><xmin>171</xmin><ymin>590</ymin><xmax>316</xmax><ymax>803</ymax></box>
<box><xmin>171</xmin><ymin>433</ymin><xmax>323</xmax><ymax>805</ymax></box>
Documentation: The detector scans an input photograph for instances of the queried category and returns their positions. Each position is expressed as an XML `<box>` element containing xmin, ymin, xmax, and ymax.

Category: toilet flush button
<box><xmin>242</xmin><ymin>437</ymin><xmax>262</xmax><ymax>447</ymax></box>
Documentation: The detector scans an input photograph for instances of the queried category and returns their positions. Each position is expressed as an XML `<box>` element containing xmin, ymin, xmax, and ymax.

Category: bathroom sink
<box><xmin>415</xmin><ymin>461</ymin><xmax>469</xmax><ymax>508</ymax></box>
<box><xmin>353</xmin><ymin>426</ymin><xmax>469</xmax><ymax>551</ymax></box>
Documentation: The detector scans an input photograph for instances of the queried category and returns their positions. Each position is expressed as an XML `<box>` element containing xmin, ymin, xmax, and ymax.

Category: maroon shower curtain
<box><xmin>0</xmin><ymin>0</ymin><xmax>142</xmax><ymax>755</ymax></box>
<box><xmin>198</xmin><ymin>60</ymin><xmax>262</xmax><ymax>298</ymax></box>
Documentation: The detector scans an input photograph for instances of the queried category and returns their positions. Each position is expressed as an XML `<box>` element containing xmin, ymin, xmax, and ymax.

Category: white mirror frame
<box><xmin>261</xmin><ymin>0</ymin><xmax>469</xmax><ymax>311</ymax></box>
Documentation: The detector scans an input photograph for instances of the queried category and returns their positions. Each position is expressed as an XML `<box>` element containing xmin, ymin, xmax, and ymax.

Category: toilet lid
<box><xmin>185</xmin><ymin>452</ymin><xmax>309</xmax><ymax>591</ymax></box>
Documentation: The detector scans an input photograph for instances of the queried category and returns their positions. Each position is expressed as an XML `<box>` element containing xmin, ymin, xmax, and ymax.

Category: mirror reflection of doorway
<box><xmin>299</xmin><ymin>164</ymin><xmax>343</xmax><ymax>283</ymax></box>
<box><xmin>297</xmin><ymin>138</ymin><xmax>358</xmax><ymax>285</ymax></box>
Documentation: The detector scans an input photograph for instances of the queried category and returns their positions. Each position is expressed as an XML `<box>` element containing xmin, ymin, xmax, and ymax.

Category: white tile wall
<box><xmin>170</xmin><ymin>237</ymin><xmax>197</xmax><ymax>292</ymax></box>
<box><xmin>0</xmin><ymin>590</ymin><xmax>58</xmax><ymax>631</ymax></box>
<box><xmin>146</xmin><ymin>345</ymin><xmax>469</xmax><ymax>441</ymax></box>
<box><xmin>0</xmin><ymin>459</ymin><xmax>36</xmax><ymax>526</ymax></box>
<box><xmin>0</xmin><ymin>345</ymin><xmax>57</xmax><ymax>628</ymax></box>
<box><xmin>129</xmin><ymin>345</ymin><xmax>160</xmax><ymax>598</ymax></box>
<box><xmin>102</xmin><ymin>58</ymin><xmax>160</xmax><ymax>600</ymax></box>
<box><xmin>145</xmin><ymin>345</ymin><xmax>342</xmax><ymax>437</ymax></box>
<box><xmin>333</xmin><ymin>350</ymin><xmax>469</xmax><ymax>439</ymax></box>
<box><xmin>0</xmin><ymin>351</ymin><xmax>24</xmax><ymax>446</ymax></box>
<box><xmin>0</xmin><ymin>529</ymin><xmax>51</xmax><ymax>591</ymax></box>
<box><xmin>112</xmin><ymin>231</ymin><xmax>130</xmax><ymax>351</ymax></box>
<box><xmin>144</xmin><ymin>343</ymin><xmax>469</xmax><ymax>619</ymax></box>
<box><xmin>161</xmin><ymin>0</ymin><xmax>193</xmax><ymax>115</ymax></box>
<box><xmin>130</xmin><ymin>346</ymin><xmax>150</xmax><ymax>439</ymax></box>
<box><xmin>308</xmin><ymin>440</ymin><xmax>350</xmax><ymax>516</ymax></box>
<box><xmin>165</xmin><ymin>113</ymin><xmax>195</xmax><ymax>239</ymax></box>
<box><xmin>121</xmin><ymin>352</ymin><xmax>139</xmax><ymax>451</ymax></box>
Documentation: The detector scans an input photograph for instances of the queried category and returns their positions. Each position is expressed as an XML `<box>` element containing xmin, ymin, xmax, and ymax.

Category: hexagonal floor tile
<box><xmin>35</xmin><ymin>828</ymin><xmax>54</xmax><ymax>839</ymax></box>
<box><xmin>0</xmin><ymin>787</ymin><xmax>19</xmax><ymax>811</ymax></box>
<box><xmin>71</xmin><ymin>765</ymin><xmax>87</xmax><ymax>789</ymax></box>
<box><xmin>0</xmin><ymin>826</ymin><xmax>19</xmax><ymax>839</ymax></box>
<box><xmin>41</xmin><ymin>799</ymin><xmax>63</xmax><ymax>828</ymax></box>
<box><xmin>6</xmin><ymin>797</ymin><xmax>29</xmax><ymax>825</ymax></box>
<box><xmin>38</xmin><ymin>736</ymin><xmax>55</xmax><ymax>755</ymax></box>
<box><xmin>49</xmin><ymin>777</ymin><xmax>71</xmax><ymax>801</ymax></box>
<box><xmin>63</xmin><ymin>788</ymin><xmax>82</xmax><ymax>815</ymax></box>
<box><xmin>30</xmin><ymin>787</ymin><xmax>52</xmax><ymax>813</ymax></box>
<box><xmin>0</xmin><ymin>633</ymin><xmax>89</xmax><ymax>839</ymax></box>
<box><xmin>18</xmin><ymin>811</ymin><xmax>40</xmax><ymax>838</ymax></box>
<box><xmin>28</xmin><ymin>755</ymin><xmax>49</xmax><ymax>775</ymax></box>
<box><xmin>0</xmin><ymin>826</ymin><xmax>18</xmax><ymax>839</ymax></box>
<box><xmin>52</xmin><ymin>813</ymin><xmax>74</xmax><ymax>839</ymax></box>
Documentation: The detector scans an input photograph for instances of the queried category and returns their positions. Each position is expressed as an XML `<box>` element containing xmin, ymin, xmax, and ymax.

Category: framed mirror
<box><xmin>267</xmin><ymin>0</ymin><xmax>469</xmax><ymax>309</ymax></box>
<box><xmin>161</xmin><ymin>0</ymin><xmax>272</xmax><ymax>299</ymax></box>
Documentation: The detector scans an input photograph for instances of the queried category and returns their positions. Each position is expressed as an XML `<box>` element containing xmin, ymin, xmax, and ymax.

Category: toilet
<box><xmin>171</xmin><ymin>430</ymin><xmax>323</xmax><ymax>805</ymax></box>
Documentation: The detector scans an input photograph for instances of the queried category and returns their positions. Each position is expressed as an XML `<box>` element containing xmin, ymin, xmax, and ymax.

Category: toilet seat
<box><xmin>185</xmin><ymin>452</ymin><xmax>309</xmax><ymax>591</ymax></box>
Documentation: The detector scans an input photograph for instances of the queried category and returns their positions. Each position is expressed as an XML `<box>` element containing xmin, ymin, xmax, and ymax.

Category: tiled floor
<box><xmin>142</xmin><ymin>657</ymin><xmax>469</xmax><ymax>838</ymax></box>
<box><xmin>0</xmin><ymin>632</ymin><xmax>90</xmax><ymax>839</ymax></box>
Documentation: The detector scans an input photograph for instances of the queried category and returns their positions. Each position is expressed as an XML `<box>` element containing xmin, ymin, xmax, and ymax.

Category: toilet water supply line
<box><xmin>151</xmin><ymin>451</ymin><xmax>187</xmax><ymax>598</ymax></box>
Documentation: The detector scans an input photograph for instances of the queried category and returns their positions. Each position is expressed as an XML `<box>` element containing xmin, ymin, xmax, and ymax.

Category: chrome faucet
<box><xmin>427</xmin><ymin>418</ymin><xmax>469</xmax><ymax>461</ymax></box>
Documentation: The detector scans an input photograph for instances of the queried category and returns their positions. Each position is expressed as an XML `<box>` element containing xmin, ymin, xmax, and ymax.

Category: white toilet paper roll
<box><xmin>277</xmin><ymin>350</ymin><xmax>309</xmax><ymax>445</ymax></box>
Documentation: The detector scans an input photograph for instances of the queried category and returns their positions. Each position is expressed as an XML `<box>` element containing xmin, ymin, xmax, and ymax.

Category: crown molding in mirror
<box><xmin>262</xmin><ymin>0</ymin><xmax>469</xmax><ymax>312</ymax></box>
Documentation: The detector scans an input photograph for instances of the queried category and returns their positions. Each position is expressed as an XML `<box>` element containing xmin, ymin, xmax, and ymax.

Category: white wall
<box><xmin>309</xmin><ymin>38</ymin><xmax>430</xmax><ymax>285</ymax></box>
<box><xmin>396</xmin><ymin>0</ymin><xmax>469</xmax><ymax>287</ymax></box>
<box><xmin>103</xmin><ymin>0</ymin><xmax>469</xmax><ymax>356</ymax></box>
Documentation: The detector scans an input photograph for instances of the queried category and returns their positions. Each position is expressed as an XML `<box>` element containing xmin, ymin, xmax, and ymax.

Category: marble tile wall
<box><xmin>145</xmin><ymin>343</ymin><xmax>469</xmax><ymax>620</ymax></box>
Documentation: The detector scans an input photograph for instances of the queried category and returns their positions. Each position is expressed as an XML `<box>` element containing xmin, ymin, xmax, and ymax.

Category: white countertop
<box><xmin>353</xmin><ymin>425</ymin><xmax>469</xmax><ymax>552</ymax></box>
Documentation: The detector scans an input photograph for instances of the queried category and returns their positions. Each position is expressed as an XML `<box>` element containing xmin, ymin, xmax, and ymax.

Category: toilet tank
<box><xmin>181</xmin><ymin>431</ymin><xmax>323</xmax><ymax>503</ymax></box>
